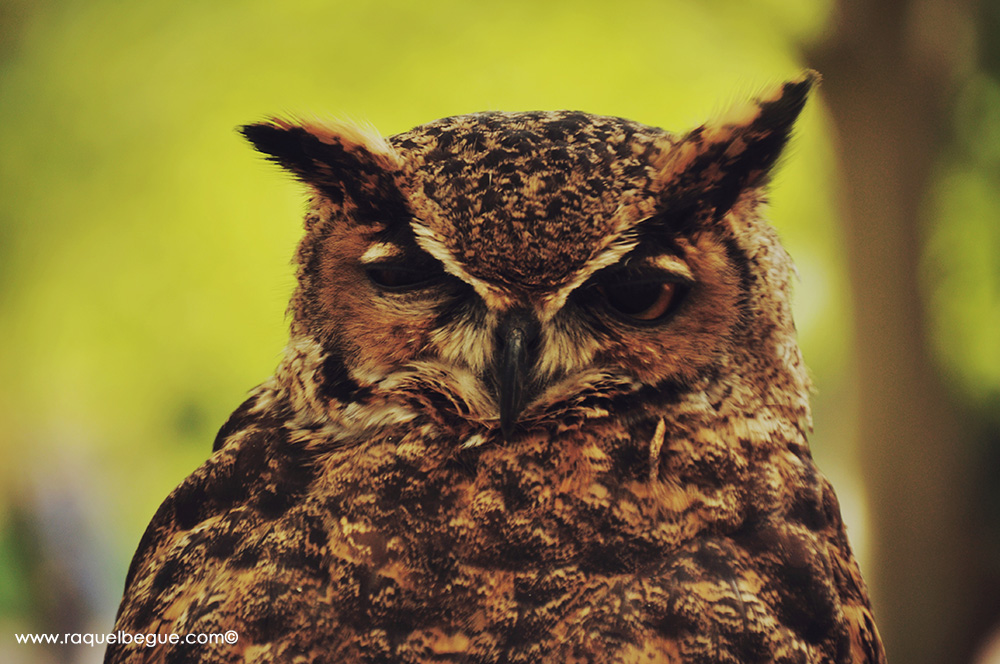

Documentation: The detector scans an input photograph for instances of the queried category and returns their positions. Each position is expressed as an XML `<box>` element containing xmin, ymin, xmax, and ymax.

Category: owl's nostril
<box><xmin>495</xmin><ymin>309</ymin><xmax>540</xmax><ymax>440</ymax></box>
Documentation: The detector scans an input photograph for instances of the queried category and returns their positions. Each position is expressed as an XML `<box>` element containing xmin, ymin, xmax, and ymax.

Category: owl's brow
<box><xmin>359</xmin><ymin>242</ymin><xmax>406</xmax><ymax>265</ymax></box>
<box><xmin>635</xmin><ymin>254</ymin><xmax>695</xmax><ymax>282</ymax></box>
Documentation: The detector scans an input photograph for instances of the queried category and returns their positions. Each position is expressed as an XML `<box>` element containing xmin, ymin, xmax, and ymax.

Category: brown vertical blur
<box><xmin>810</xmin><ymin>0</ymin><xmax>981</xmax><ymax>662</ymax></box>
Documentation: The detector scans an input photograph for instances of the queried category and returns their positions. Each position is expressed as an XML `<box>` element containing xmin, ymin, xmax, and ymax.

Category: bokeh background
<box><xmin>1</xmin><ymin>0</ymin><xmax>998</xmax><ymax>662</ymax></box>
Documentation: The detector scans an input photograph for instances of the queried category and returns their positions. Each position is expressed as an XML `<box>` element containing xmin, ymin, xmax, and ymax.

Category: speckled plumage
<box><xmin>107</xmin><ymin>72</ymin><xmax>885</xmax><ymax>663</ymax></box>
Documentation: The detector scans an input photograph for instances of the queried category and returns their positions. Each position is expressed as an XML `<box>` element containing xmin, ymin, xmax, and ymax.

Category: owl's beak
<box><xmin>497</xmin><ymin>310</ymin><xmax>539</xmax><ymax>440</ymax></box>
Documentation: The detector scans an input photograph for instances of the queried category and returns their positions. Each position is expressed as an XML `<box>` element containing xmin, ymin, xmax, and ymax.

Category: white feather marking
<box><xmin>461</xmin><ymin>434</ymin><xmax>486</xmax><ymax>449</ymax></box>
<box><xmin>535</xmin><ymin>321</ymin><xmax>602</xmax><ymax>380</ymax></box>
<box><xmin>644</xmin><ymin>254</ymin><xmax>695</xmax><ymax>280</ymax></box>
<box><xmin>430</xmin><ymin>312</ymin><xmax>497</xmax><ymax>375</ymax></box>
<box><xmin>359</xmin><ymin>242</ymin><xmax>406</xmax><ymax>264</ymax></box>
<box><xmin>649</xmin><ymin>418</ymin><xmax>667</xmax><ymax>481</ymax></box>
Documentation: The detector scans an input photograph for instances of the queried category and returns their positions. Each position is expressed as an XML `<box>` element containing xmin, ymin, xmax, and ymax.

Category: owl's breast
<box><xmin>301</xmin><ymin>423</ymin><xmax>856</xmax><ymax>661</ymax></box>
<box><xmin>111</xmin><ymin>408</ymin><xmax>866</xmax><ymax>663</ymax></box>
<box><xmin>319</xmin><ymin>421</ymin><xmax>752</xmax><ymax>581</ymax></box>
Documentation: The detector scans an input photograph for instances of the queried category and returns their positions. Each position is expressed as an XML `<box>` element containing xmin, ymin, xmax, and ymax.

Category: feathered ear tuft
<box><xmin>240</xmin><ymin>117</ymin><xmax>405</xmax><ymax>221</ymax></box>
<box><xmin>651</xmin><ymin>71</ymin><xmax>818</xmax><ymax>225</ymax></box>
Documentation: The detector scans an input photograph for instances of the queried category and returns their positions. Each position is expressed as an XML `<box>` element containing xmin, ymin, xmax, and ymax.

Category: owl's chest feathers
<box><xmin>290</xmin><ymin>411</ymin><xmax>807</xmax><ymax>575</ymax></box>
<box><xmin>234</xmin><ymin>367</ymin><xmax>813</xmax><ymax>573</ymax></box>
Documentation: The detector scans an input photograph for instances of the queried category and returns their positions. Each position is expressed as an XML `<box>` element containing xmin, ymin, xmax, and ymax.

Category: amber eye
<box><xmin>365</xmin><ymin>264</ymin><xmax>442</xmax><ymax>291</ymax></box>
<box><xmin>599</xmin><ymin>280</ymin><xmax>680</xmax><ymax>322</ymax></box>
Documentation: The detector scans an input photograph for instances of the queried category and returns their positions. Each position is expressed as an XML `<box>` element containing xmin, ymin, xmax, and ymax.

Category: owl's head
<box><xmin>242</xmin><ymin>73</ymin><xmax>816</xmax><ymax>444</ymax></box>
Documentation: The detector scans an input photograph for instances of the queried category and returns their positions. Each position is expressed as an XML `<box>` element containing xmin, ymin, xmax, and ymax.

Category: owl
<box><xmin>106</xmin><ymin>72</ymin><xmax>885</xmax><ymax>663</ymax></box>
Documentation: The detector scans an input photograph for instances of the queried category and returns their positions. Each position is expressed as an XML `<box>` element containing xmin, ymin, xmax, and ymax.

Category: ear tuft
<box><xmin>713</xmin><ymin>70</ymin><xmax>818</xmax><ymax>142</ymax></box>
<box><xmin>652</xmin><ymin>71</ymin><xmax>818</xmax><ymax>224</ymax></box>
<box><xmin>240</xmin><ymin>121</ymin><xmax>318</xmax><ymax>175</ymax></box>
<box><xmin>239</xmin><ymin>117</ymin><xmax>403</xmax><ymax>218</ymax></box>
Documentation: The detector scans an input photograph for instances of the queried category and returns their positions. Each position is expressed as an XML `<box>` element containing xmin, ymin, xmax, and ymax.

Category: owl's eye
<box><xmin>598</xmin><ymin>279</ymin><xmax>683</xmax><ymax>322</ymax></box>
<box><xmin>365</xmin><ymin>264</ymin><xmax>443</xmax><ymax>291</ymax></box>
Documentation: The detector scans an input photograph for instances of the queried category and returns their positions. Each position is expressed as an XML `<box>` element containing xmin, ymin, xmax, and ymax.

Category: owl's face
<box><xmin>243</xmin><ymin>75</ymin><xmax>814</xmax><ymax>441</ymax></box>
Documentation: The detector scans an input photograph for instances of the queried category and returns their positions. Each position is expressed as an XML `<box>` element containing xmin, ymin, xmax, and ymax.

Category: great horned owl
<box><xmin>106</xmin><ymin>72</ymin><xmax>885</xmax><ymax>663</ymax></box>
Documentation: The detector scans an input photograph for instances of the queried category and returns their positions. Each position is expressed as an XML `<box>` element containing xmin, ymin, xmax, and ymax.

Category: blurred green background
<box><xmin>1</xmin><ymin>1</ymin><xmax>998</xmax><ymax>662</ymax></box>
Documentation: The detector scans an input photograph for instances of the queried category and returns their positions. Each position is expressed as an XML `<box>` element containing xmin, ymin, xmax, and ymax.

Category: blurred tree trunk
<box><xmin>809</xmin><ymin>0</ymin><xmax>978</xmax><ymax>662</ymax></box>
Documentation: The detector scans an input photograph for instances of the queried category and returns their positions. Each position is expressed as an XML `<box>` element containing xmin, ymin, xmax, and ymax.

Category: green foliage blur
<box><xmin>1</xmin><ymin>0</ymin><xmax>997</xmax><ymax>661</ymax></box>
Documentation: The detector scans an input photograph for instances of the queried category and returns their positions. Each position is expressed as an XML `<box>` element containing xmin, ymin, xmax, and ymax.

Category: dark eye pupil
<box><xmin>603</xmin><ymin>282</ymin><xmax>662</xmax><ymax>315</ymax></box>
<box><xmin>366</xmin><ymin>265</ymin><xmax>440</xmax><ymax>290</ymax></box>
<box><xmin>597</xmin><ymin>279</ymin><xmax>680</xmax><ymax>322</ymax></box>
